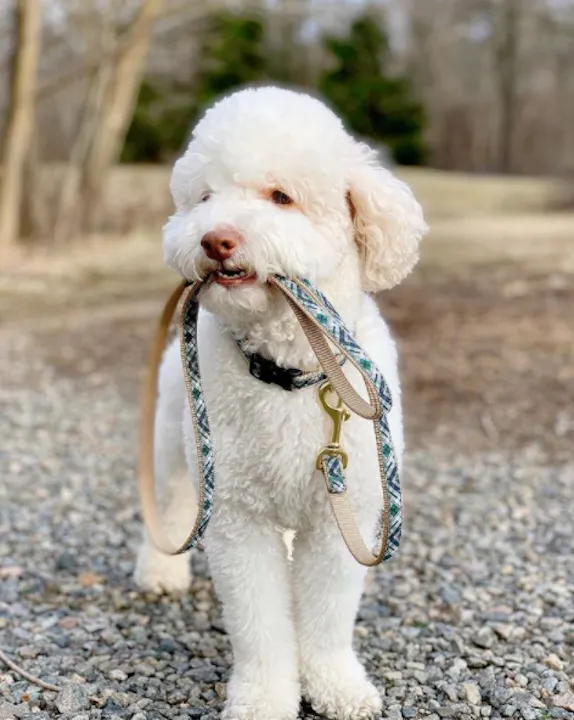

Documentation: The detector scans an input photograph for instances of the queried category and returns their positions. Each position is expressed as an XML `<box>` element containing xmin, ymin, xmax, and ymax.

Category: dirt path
<box><xmin>382</xmin><ymin>263</ymin><xmax>574</xmax><ymax>459</ymax></box>
<box><xmin>1</xmin><ymin>259</ymin><xmax>573</xmax><ymax>720</ymax></box>
<box><xmin>3</xmin><ymin>261</ymin><xmax>572</xmax><ymax>461</ymax></box>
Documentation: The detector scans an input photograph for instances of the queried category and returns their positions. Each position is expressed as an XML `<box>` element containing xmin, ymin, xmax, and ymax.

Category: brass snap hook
<box><xmin>316</xmin><ymin>381</ymin><xmax>350</xmax><ymax>469</ymax></box>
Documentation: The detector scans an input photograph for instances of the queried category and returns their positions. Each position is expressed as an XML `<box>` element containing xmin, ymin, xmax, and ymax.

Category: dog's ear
<box><xmin>347</xmin><ymin>145</ymin><xmax>428</xmax><ymax>293</ymax></box>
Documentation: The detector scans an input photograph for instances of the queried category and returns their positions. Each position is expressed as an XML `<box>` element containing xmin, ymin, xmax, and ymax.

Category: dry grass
<box><xmin>2</xmin><ymin>165</ymin><xmax>572</xmax><ymax>457</ymax></box>
<box><xmin>396</xmin><ymin>167</ymin><xmax>564</xmax><ymax>218</ymax></box>
<box><xmin>13</xmin><ymin>162</ymin><xmax>569</xmax><ymax>231</ymax></box>
<box><xmin>1</xmin><ymin>165</ymin><xmax>573</xmax><ymax>327</ymax></box>
<box><xmin>0</xmin><ymin>232</ymin><xmax>175</xmax><ymax>326</ymax></box>
<box><xmin>423</xmin><ymin>213</ymin><xmax>574</xmax><ymax>272</ymax></box>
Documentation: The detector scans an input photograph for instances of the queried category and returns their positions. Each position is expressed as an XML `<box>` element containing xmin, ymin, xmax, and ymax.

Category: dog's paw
<box><xmin>222</xmin><ymin>672</ymin><xmax>300</xmax><ymax>720</ymax></box>
<box><xmin>301</xmin><ymin>652</ymin><xmax>382</xmax><ymax>720</ymax></box>
<box><xmin>133</xmin><ymin>542</ymin><xmax>191</xmax><ymax>595</ymax></box>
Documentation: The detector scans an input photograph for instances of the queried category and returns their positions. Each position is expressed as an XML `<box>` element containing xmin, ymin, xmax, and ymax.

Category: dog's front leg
<box><xmin>206</xmin><ymin>515</ymin><xmax>300</xmax><ymax>720</ymax></box>
<box><xmin>292</xmin><ymin>514</ymin><xmax>383</xmax><ymax>720</ymax></box>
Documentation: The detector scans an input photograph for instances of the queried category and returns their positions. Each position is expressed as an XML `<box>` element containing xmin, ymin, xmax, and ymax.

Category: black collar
<box><xmin>234</xmin><ymin>338</ymin><xmax>346</xmax><ymax>392</ymax></box>
<box><xmin>247</xmin><ymin>353</ymin><xmax>304</xmax><ymax>391</ymax></box>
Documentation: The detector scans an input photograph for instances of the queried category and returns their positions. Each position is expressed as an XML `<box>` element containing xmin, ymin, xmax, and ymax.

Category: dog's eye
<box><xmin>270</xmin><ymin>190</ymin><xmax>293</xmax><ymax>206</ymax></box>
<box><xmin>200</xmin><ymin>191</ymin><xmax>211</xmax><ymax>203</ymax></box>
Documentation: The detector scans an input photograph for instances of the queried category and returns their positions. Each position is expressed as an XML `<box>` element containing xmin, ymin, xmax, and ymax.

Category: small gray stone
<box><xmin>188</xmin><ymin>666</ymin><xmax>220</xmax><ymax>683</ymax></box>
<box><xmin>493</xmin><ymin>624</ymin><xmax>514</xmax><ymax>641</ymax></box>
<box><xmin>56</xmin><ymin>551</ymin><xmax>78</xmax><ymax>572</ymax></box>
<box><xmin>447</xmin><ymin>658</ymin><xmax>467</xmax><ymax>680</ymax></box>
<box><xmin>544</xmin><ymin>677</ymin><xmax>559</xmax><ymax>694</ymax></box>
<box><xmin>437</xmin><ymin>708</ymin><xmax>456</xmax><ymax>718</ymax></box>
<box><xmin>545</xmin><ymin>654</ymin><xmax>564</xmax><ymax>671</ymax></box>
<box><xmin>402</xmin><ymin>708</ymin><xmax>417</xmax><ymax>719</ymax></box>
<box><xmin>552</xmin><ymin>693</ymin><xmax>574</xmax><ymax>712</ymax></box>
<box><xmin>550</xmin><ymin>710</ymin><xmax>574</xmax><ymax>719</ymax></box>
<box><xmin>519</xmin><ymin>709</ymin><xmax>537</xmax><ymax>720</ymax></box>
<box><xmin>55</xmin><ymin>684</ymin><xmax>90</xmax><ymax>715</ymax></box>
<box><xmin>473</xmin><ymin>628</ymin><xmax>495</xmax><ymax>649</ymax></box>
<box><xmin>386</xmin><ymin>706</ymin><xmax>403</xmax><ymax>720</ymax></box>
<box><xmin>0</xmin><ymin>703</ymin><xmax>18</xmax><ymax>720</ymax></box>
<box><xmin>157</xmin><ymin>638</ymin><xmax>178</xmax><ymax>654</ymax></box>
<box><xmin>108</xmin><ymin>669</ymin><xmax>128</xmax><ymax>682</ymax></box>
<box><xmin>463</xmin><ymin>684</ymin><xmax>482</xmax><ymax>706</ymax></box>
<box><xmin>413</xmin><ymin>670</ymin><xmax>427</xmax><ymax>684</ymax></box>
<box><xmin>438</xmin><ymin>683</ymin><xmax>459</xmax><ymax>703</ymax></box>
<box><xmin>511</xmin><ymin>692</ymin><xmax>531</xmax><ymax>708</ymax></box>
<box><xmin>529</xmin><ymin>698</ymin><xmax>546</xmax><ymax>710</ymax></box>
<box><xmin>439</xmin><ymin>584</ymin><xmax>461</xmax><ymax>605</ymax></box>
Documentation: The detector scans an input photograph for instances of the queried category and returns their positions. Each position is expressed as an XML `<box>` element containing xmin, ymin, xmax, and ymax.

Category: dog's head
<box><xmin>164</xmin><ymin>86</ymin><xmax>427</xmax><ymax>321</ymax></box>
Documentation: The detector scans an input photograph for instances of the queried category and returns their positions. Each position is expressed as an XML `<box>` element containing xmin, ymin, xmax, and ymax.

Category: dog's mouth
<box><xmin>211</xmin><ymin>265</ymin><xmax>257</xmax><ymax>288</ymax></box>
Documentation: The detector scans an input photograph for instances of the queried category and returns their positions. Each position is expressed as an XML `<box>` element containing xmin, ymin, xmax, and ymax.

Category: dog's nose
<box><xmin>201</xmin><ymin>228</ymin><xmax>241</xmax><ymax>261</ymax></box>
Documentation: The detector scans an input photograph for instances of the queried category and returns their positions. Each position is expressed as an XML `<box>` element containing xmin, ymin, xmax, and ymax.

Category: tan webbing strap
<box><xmin>275</xmin><ymin>283</ymin><xmax>391</xmax><ymax>566</ymax></box>
<box><xmin>278</xmin><ymin>284</ymin><xmax>388</xmax><ymax>566</ymax></box>
<box><xmin>324</xmin><ymin>480</ymin><xmax>387</xmax><ymax>566</ymax></box>
<box><xmin>283</xmin><ymin>297</ymin><xmax>380</xmax><ymax>420</ymax></box>
<box><xmin>138</xmin><ymin>280</ymin><xmax>202</xmax><ymax>555</ymax></box>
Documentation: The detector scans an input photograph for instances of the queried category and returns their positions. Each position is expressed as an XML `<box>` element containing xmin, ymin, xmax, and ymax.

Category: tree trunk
<box><xmin>0</xmin><ymin>0</ymin><xmax>41</xmax><ymax>261</ymax></box>
<box><xmin>53</xmin><ymin>9</ymin><xmax>117</xmax><ymax>245</ymax></box>
<box><xmin>496</xmin><ymin>0</ymin><xmax>520</xmax><ymax>174</ymax></box>
<box><xmin>82</xmin><ymin>0</ymin><xmax>162</xmax><ymax>232</ymax></box>
<box><xmin>20</xmin><ymin>131</ymin><xmax>49</xmax><ymax>239</ymax></box>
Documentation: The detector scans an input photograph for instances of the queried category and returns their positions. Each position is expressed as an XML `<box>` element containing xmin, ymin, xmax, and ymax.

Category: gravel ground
<box><xmin>1</xmin><ymin>276</ymin><xmax>573</xmax><ymax>720</ymax></box>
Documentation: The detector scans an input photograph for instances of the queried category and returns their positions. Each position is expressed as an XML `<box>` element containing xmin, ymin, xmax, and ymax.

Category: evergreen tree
<box><xmin>194</xmin><ymin>13</ymin><xmax>269</xmax><ymax>110</ymax></box>
<box><xmin>320</xmin><ymin>15</ymin><xmax>426</xmax><ymax>165</ymax></box>
<box><xmin>122</xmin><ymin>80</ymin><xmax>165</xmax><ymax>163</ymax></box>
<box><xmin>122</xmin><ymin>13</ymin><xmax>270</xmax><ymax>163</ymax></box>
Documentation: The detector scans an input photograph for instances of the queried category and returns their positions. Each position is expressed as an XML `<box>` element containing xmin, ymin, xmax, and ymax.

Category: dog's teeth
<box><xmin>218</xmin><ymin>268</ymin><xmax>247</xmax><ymax>278</ymax></box>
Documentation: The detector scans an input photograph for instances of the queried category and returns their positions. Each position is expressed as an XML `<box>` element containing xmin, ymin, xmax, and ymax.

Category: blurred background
<box><xmin>1</xmin><ymin>4</ymin><xmax>573</xmax><ymax>717</ymax></box>
<box><xmin>0</xmin><ymin>0</ymin><xmax>573</xmax><ymax>454</ymax></box>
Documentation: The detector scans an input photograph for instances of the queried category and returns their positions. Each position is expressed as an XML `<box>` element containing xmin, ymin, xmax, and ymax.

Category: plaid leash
<box><xmin>138</xmin><ymin>276</ymin><xmax>403</xmax><ymax>566</ymax></box>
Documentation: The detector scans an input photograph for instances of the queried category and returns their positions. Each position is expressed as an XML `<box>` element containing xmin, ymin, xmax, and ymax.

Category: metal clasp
<box><xmin>316</xmin><ymin>381</ymin><xmax>351</xmax><ymax>469</ymax></box>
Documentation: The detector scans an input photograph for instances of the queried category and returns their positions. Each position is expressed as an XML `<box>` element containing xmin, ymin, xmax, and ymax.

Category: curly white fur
<box><xmin>134</xmin><ymin>86</ymin><xmax>427</xmax><ymax>720</ymax></box>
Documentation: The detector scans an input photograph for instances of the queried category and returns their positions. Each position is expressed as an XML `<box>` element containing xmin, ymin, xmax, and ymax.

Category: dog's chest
<box><xmin>182</xmin><ymin>315</ymin><xmax>376</xmax><ymax>527</ymax></box>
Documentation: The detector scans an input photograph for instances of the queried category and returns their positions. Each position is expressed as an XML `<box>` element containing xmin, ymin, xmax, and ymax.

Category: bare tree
<box><xmin>81</xmin><ymin>0</ymin><xmax>162</xmax><ymax>231</ymax></box>
<box><xmin>0</xmin><ymin>0</ymin><xmax>41</xmax><ymax>261</ymax></box>
<box><xmin>494</xmin><ymin>0</ymin><xmax>521</xmax><ymax>173</ymax></box>
<box><xmin>53</xmin><ymin>4</ymin><xmax>117</xmax><ymax>244</ymax></box>
<box><xmin>48</xmin><ymin>0</ymin><xmax>163</xmax><ymax>241</ymax></box>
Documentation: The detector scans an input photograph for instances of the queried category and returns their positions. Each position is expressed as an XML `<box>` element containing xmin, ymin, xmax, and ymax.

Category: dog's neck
<box><xmin>224</xmin><ymin>255</ymin><xmax>363</xmax><ymax>372</ymax></box>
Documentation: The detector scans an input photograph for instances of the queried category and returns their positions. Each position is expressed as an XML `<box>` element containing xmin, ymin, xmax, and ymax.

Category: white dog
<box><xmin>135</xmin><ymin>86</ymin><xmax>427</xmax><ymax>720</ymax></box>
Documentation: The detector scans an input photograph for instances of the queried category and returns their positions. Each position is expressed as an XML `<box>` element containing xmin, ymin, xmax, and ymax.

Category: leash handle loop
<box><xmin>138</xmin><ymin>280</ymin><xmax>207</xmax><ymax>556</ymax></box>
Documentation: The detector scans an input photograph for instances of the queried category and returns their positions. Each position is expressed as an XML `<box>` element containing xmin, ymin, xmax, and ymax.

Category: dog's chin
<box><xmin>199</xmin><ymin>280</ymin><xmax>272</xmax><ymax>322</ymax></box>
